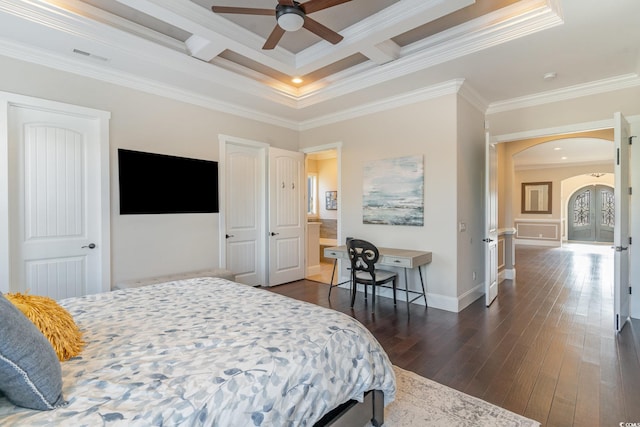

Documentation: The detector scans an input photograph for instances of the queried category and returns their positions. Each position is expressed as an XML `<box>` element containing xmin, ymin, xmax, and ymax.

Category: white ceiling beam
<box><xmin>185</xmin><ymin>34</ymin><xmax>224</xmax><ymax>62</ymax></box>
<box><xmin>113</xmin><ymin>0</ymin><xmax>298</xmax><ymax>73</ymax></box>
<box><xmin>361</xmin><ymin>40</ymin><xmax>401</xmax><ymax>65</ymax></box>
<box><xmin>294</xmin><ymin>0</ymin><xmax>474</xmax><ymax>74</ymax></box>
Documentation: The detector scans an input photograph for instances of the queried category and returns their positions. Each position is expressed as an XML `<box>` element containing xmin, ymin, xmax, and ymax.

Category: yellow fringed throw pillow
<box><xmin>5</xmin><ymin>293</ymin><xmax>85</xmax><ymax>361</ymax></box>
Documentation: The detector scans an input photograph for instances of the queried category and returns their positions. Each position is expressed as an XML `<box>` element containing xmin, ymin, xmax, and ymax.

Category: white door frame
<box><xmin>300</xmin><ymin>142</ymin><xmax>343</xmax><ymax>279</ymax></box>
<box><xmin>493</xmin><ymin>115</ymin><xmax>636</xmax><ymax>325</ymax></box>
<box><xmin>218</xmin><ymin>134</ymin><xmax>268</xmax><ymax>284</ymax></box>
<box><xmin>0</xmin><ymin>91</ymin><xmax>111</xmax><ymax>293</ymax></box>
<box><xmin>300</xmin><ymin>142</ymin><xmax>343</xmax><ymax>238</ymax></box>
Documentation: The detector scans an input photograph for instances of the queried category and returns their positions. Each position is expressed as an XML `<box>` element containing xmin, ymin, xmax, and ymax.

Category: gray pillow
<box><xmin>0</xmin><ymin>292</ymin><xmax>66</xmax><ymax>410</ymax></box>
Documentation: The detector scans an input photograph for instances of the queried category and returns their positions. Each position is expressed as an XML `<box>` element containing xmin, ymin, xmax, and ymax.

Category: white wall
<box><xmin>300</xmin><ymin>94</ymin><xmax>470</xmax><ymax>310</ymax></box>
<box><xmin>456</xmin><ymin>96</ymin><xmax>487</xmax><ymax>306</ymax></box>
<box><xmin>0</xmin><ymin>55</ymin><xmax>299</xmax><ymax>286</ymax></box>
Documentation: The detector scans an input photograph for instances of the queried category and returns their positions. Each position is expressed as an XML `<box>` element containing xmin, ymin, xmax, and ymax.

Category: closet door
<box><xmin>7</xmin><ymin>105</ymin><xmax>108</xmax><ymax>299</ymax></box>
<box><xmin>268</xmin><ymin>147</ymin><xmax>305</xmax><ymax>286</ymax></box>
<box><xmin>224</xmin><ymin>142</ymin><xmax>266</xmax><ymax>286</ymax></box>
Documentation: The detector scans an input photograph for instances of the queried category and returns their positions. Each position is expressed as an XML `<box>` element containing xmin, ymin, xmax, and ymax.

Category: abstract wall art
<box><xmin>362</xmin><ymin>155</ymin><xmax>424</xmax><ymax>226</ymax></box>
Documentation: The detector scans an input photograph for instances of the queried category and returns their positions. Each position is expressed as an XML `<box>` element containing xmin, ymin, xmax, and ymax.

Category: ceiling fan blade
<box><xmin>302</xmin><ymin>16</ymin><xmax>343</xmax><ymax>44</ymax></box>
<box><xmin>277</xmin><ymin>0</ymin><xmax>296</xmax><ymax>6</ymax></box>
<box><xmin>301</xmin><ymin>0</ymin><xmax>351</xmax><ymax>14</ymax></box>
<box><xmin>211</xmin><ymin>6</ymin><xmax>274</xmax><ymax>16</ymax></box>
<box><xmin>263</xmin><ymin>25</ymin><xmax>286</xmax><ymax>50</ymax></box>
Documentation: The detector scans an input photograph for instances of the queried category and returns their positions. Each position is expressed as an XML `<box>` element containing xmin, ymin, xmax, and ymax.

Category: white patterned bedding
<box><xmin>0</xmin><ymin>277</ymin><xmax>396</xmax><ymax>426</ymax></box>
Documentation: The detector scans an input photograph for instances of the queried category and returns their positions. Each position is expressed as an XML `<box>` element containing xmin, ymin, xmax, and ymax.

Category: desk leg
<box><xmin>418</xmin><ymin>265</ymin><xmax>428</xmax><ymax>307</ymax></box>
<box><xmin>404</xmin><ymin>268</ymin><xmax>410</xmax><ymax>313</ymax></box>
<box><xmin>327</xmin><ymin>259</ymin><xmax>338</xmax><ymax>299</ymax></box>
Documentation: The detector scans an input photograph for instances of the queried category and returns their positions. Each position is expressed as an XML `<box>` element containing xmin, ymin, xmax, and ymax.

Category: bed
<box><xmin>0</xmin><ymin>277</ymin><xmax>396</xmax><ymax>426</ymax></box>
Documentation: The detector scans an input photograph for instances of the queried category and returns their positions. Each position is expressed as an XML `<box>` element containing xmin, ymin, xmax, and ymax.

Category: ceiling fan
<box><xmin>211</xmin><ymin>0</ymin><xmax>352</xmax><ymax>50</ymax></box>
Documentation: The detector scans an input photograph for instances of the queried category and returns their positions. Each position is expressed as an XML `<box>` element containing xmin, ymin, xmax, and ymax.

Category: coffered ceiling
<box><xmin>0</xmin><ymin>0</ymin><xmax>638</xmax><ymax>128</ymax></box>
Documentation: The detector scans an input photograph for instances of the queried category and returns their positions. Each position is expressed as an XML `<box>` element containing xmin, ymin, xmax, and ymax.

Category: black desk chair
<box><xmin>347</xmin><ymin>239</ymin><xmax>398</xmax><ymax>311</ymax></box>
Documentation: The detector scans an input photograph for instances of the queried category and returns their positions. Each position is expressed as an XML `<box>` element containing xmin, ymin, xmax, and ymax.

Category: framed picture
<box><xmin>362</xmin><ymin>155</ymin><xmax>424</xmax><ymax>226</ymax></box>
<box><xmin>522</xmin><ymin>181</ymin><xmax>552</xmax><ymax>214</ymax></box>
<box><xmin>325</xmin><ymin>191</ymin><xmax>337</xmax><ymax>210</ymax></box>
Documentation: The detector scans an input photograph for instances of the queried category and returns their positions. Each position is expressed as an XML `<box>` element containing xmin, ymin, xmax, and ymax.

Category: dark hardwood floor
<box><xmin>267</xmin><ymin>244</ymin><xmax>640</xmax><ymax>426</ymax></box>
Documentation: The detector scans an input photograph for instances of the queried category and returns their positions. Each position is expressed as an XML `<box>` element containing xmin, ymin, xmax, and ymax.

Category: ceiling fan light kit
<box><xmin>276</xmin><ymin>5</ymin><xmax>304</xmax><ymax>32</ymax></box>
<box><xmin>212</xmin><ymin>0</ymin><xmax>351</xmax><ymax>50</ymax></box>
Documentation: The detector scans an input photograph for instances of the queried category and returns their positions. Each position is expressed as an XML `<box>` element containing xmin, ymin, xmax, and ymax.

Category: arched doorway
<box><xmin>567</xmin><ymin>184</ymin><xmax>614</xmax><ymax>242</ymax></box>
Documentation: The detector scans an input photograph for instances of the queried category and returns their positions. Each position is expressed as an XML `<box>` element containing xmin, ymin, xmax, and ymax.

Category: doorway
<box><xmin>302</xmin><ymin>144</ymin><xmax>341</xmax><ymax>284</ymax></box>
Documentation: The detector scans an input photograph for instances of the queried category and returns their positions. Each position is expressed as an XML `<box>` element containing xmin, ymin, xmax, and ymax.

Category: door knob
<box><xmin>225</xmin><ymin>234</ymin><xmax>234</xmax><ymax>239</ymax></box>
<box><xmin>82</xmin><ymin>243</ymin><xmax>96</xmax><ymax>249</ymax></box>
<box><xmin>270</xmin><ymin>232</ymin><xmax>279</xmax><ymax>236</ymax></box>
<box><xmin>482</xmin><ymin>238</ymin><xmax>494</xmax><ymax>243</ymax></box>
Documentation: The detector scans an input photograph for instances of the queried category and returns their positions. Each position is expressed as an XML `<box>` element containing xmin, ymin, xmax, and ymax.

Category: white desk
<box><xmin>324</xmin><ymin>245</ymin><xmax>432</xmax><ymax>309</ymax></box>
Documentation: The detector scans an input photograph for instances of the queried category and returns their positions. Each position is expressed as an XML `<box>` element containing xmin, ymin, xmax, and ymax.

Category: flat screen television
<box><xmin>118</xmin><ymin>149</ymin><xmax>219</xmax><ymax>214</ymax></box>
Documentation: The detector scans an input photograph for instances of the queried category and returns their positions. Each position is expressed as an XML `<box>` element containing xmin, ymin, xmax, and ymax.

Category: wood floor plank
<box><xmin>268</xmin><ymin>244</ymin><xmax>640</xmax><ymax>426</ymax></box>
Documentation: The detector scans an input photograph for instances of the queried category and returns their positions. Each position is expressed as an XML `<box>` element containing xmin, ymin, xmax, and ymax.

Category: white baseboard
<box><xmin>504</xmin><ymin>268</ymin><xmax>516</xmax><ymax>280</ymax></box>
<box><xmin>457</xmin><ymin>283</ymin><xmax>484</xmax><ymax>311</ymax></box>
<box><xmin>342</xmin><ymin>280</ymin><xmax>483</xmax><ymax>313</ymax></box>
<box><xmin>498</xmin><ymin>268</ymin><xmax>516</xmax><ymax>283</ymax></box>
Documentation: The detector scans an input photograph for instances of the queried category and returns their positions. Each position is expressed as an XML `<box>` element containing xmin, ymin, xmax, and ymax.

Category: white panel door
<box><xmin>268</xmin><ymin>147</ymin><xmax>305</xmax><ymax>286</ymax></box>
<box><xmin>613</xmin><ymin>112</ymin><xmax>630</xmax><ymax>332</ymax></box>
<box><xmin>484</xmin><ymin>134</ymin><xmax>498</xmax><ymax>306</ymax></box>
<box><xmin>224</xmin><ymin>143</ymin><xmax>266</xmax><ymax>286</ymax></box>
<box><xmin>8</xmin><ymin>106</ymin><xmax>103</xmax><ymax>299</ymax></box>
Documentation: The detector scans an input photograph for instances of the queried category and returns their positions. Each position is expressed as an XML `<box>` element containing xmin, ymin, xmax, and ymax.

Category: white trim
<box><xmin>494</xmin><ymin>119</ymin><xmax>615</xmax><ymax>143</ymax></box>
<box><xmin>0</xmin><ymin>90</ymin><xmax>111</xmax><ymax>294</ymax></box>
<box><xmin>0</xmin><ymin>39</ymin><xmax>301</xmax><ymax>131</ymax></box>
<box><xmin>299</xmin><ymin>79</ymin><xmax>464</xmax><ymax>130</ymax></box>
<box><xmin>0</xmin><ymin>0</ymin><xmax>564</xmax><ymax>127</ymax></box>
<box><xmin>300</xmin><ymin>142</ymin><xmax>343</xmax><ymax>243</ymax></box>
<box><xmin>487</xmin><ymin>74</ymin><xmax>640</xmax><ymax>114</ymax></box>
<box><xmin>347</xmin><ymin>281</ymin><xmax>484</xmax><ymax>313</ymax></box>
<box><xmin>457</xmin><ymin>283</ymin><xmax>484</xmax><ymax>312</ymax></box>
<box><xmin>0</xmin><ymin>99</ymin><xmax>8</xmax><ymax>292</ymax></box>
<box><xmin>499</xmin><ymin>268</ymin><xmax>516</xmax><ymax>283</ymax></box>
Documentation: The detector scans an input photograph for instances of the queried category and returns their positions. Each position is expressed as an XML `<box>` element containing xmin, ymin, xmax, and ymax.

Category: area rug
<box><xmin>376</xmin><ymin>366</ymin><xmax>540</xmax><ymax>427</ymax></box>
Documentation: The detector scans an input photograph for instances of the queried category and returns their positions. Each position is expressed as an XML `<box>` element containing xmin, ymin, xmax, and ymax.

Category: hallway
<box><xmin>269</xmin><ymin>244</ymin><xmax>640</xmax><ymax>426</ymax></box>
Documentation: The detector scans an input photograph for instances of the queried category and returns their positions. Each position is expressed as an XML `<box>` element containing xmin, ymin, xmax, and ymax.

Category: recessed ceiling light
<box><xmin>561</xmin><ymin>156</ymin><xmax>568</xmax><ymax>160</ymax></box>
<box><xmin>543</xmin><ymin>72</ymin><xmax>557</xmax><ymax>81</ymax></box>
<box><xmin>291</xmin><ymin>77</ymin><xmax>303</xmax><ymax>84</ymax></box>
<box><xmin>553</xmin><ymin>147</ymin><xmax>562</xmax><ymax>151</ymax></box>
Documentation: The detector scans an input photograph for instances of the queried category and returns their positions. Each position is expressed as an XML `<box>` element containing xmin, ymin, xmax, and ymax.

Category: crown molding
<box><xmin>0</xmin><ymin>0</ymin><xmax>565</xmax><ymax>112</ymax></box>
<box><xmin>293</xmin><ymin>0</ymin><xmax>563</xmax><ymax>109</ymax></box>
<box><xmin>487</xmin><ymin>73</ymin><xmax>640</xmax><ymax>114</ymax></box>
<box><xmin>0</xmin><ymin>37</ymin><xmax>300</xmax><ymax>130</ymax></box>
<box><xmin>299</xmin><ymin>79</ymin><xmax>464</xmax><ymax>130</ymax></box>
<box><xmin>458</xmin><ymin>82</ymin><xmax>488</xmax><ymax>113</ymax></box>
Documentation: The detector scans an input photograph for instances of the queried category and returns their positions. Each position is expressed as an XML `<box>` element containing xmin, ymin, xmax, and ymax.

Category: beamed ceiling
<box><xmin>0</xmin><ymin>0</ymin><xmax>638</xmax><ymax>129</ymax></box>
